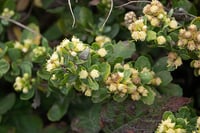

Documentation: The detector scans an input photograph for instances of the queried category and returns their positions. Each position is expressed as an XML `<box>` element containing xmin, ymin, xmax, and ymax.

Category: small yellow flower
<box><xmin>150</xmin><ymin>5</ymin><xmax>159</xmax><ymax>13</ymax></box>
<box><xmin>85</xmin><ymin>89</ymin><xmax>92</xmax><ymax>96</ymax></box>
<box><xmin>97</xmin><ymin>48</ymin><xmax>107</xmax><ymax>57</ymax></box>
<box><xmin>131</xmin><ymin>91</ymin><xmax>141</xmax><ymax>101</ymax></box>
<box><xmin>90</xmin><ymin>69</ymin><xmax>100</xmax><ymax>79</ymax></box>
<box><xmin>151</xmin><ymin>17</ymin><xmax>160</xmax><ymax>27</ymax></box>
<box><xmin>79</xmin><ymin>70</ymin><xmax>88</xmax><ymax>79</ymax></box>
<box><xmin>169</xmin><ymin>20</ymin><xmax>178</xmax><ymax>29</ymax></box>
<box><xmin>95</xmin><ymin>35</ymin><xmax>111</xmax><ymax>47</ymax></box>
<box><xmin>157</xmin><ymin>36</ymin><xmax>166</xmax><ymax>45</ymax></box>
<box><xmin>109</xmin><ymin>83</ymin><xmax>117</xmax><ymax>92</ymax></box>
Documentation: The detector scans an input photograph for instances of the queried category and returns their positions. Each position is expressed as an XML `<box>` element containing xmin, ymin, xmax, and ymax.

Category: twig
<box><xmin>0</xmin><ymin>16</ymin><xmax>43</xmax><ymax>37</ymax></box>
<box><xmin>68</xmin><ymin>0</ymin><xmax>76</xmax><ymax>28</ymax></box>
<box><xmin>116</xmin><ymin>0</ymin><xmax>151</xmax><ymax>8</ymax></box>
<box><xmin>101</xmin><ymin>0</ymin><xmax>114</xmax><ymax>30</ymax></box>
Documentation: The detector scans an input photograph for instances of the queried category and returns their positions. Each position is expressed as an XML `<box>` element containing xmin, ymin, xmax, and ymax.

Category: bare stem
<box><xmin>68</xmin><ymin>0</ymin><xmax>76</xmax><ymax>28</ymax></box>
<box><xmin>116</xmin><ymin>0</ymin><xmax>150</xmax><ymax>8</ymax></box>
<box><xmin>101</xmin><ymin>0</ymin><xmax>114</xmax><ymax>30</ymax></box>
<box><xmin>0</xmin><ymin>16</ymin><xmax>42</xmax><ymax>37</ymax></box>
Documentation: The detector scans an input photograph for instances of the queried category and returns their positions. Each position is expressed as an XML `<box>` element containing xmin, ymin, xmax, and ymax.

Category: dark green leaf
<box><xmin>71</xmin><ymin>104</ymin><xmax>101</xmax><ymax>133</ymax></box>
<box><xmin>135</xmin><ymin>56</ymin><xmax>151</xmax><ymax>71</ymax></box>
<box><xmin>0</xmin><ymin>59</ymin><xmax>10</xmax><ymax>78</ymax></box>
<box><xmin>153</xmin><ymin>57</ymin><xmax>168</xmax><ymax>72</ymax></box>
<box><xmin>7</xmin><ymin>48</ymin><xmax>22</xmax><ymax>61</ymax></box>
<box><xmin>111</xmin><ymin>41</ymin><xmax>135</xmax><ymax>60</ymax></box>
<box><xmin>0</xmin><ymin>93</ymin><xmax>15</xmax><ymax>115</ymax></box>
<box><xmin>156</xmin><ymin>71</ymin><xmax>172</xmax><ymax>86</ymax></box>
<box><xmin>20</xmin><ymin>61</ymin><xmax>33</xmax><ymax>75</ymax></box>
<box><xmin>79</xmin><ymin>7</ymin><xmax>93</xmax><ymax>27</ymax></box>
<box><xmin>159</xmin><ymin>83</ymin><xmax>183</xmax><ymax>96</ymax></box>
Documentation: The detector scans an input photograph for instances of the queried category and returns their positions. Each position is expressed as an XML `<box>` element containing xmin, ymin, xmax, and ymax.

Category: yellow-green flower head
<box><xmin>156</xmin><ymin>117</ymin><xmax>175</xmax><ymax>133</ymax></box>
<box><xmin>90</xmin><ymin>69</ymin><xmax>100</xmax><ymax>79</ymax></box>
<box><xmin>169</xmin><ymin>19</ymin><xmax>178</xmax><ymax>29</ymax></box>
<box><xmin>157</xmin><ymin>36</ymin><xmax>166</xmax><ymax>45</ymax></box>
<box><xmin>1</xmin><ymin>8</ymin><xmax>14</xmax><ymax>18</ymax></box>
<box><xmin>79</xmin><ymin>70</ymin><xmax>88</xmax><ymax>79</ymax></box>
<box><xmin>97</xmin><ymin>48</ymin><xmax>107</xmax><ymax>57</ymax></box>
<box><xmin>95</xmin><ymin>35</ymin><xmax>111</xmax><ymax>47</ymax></box>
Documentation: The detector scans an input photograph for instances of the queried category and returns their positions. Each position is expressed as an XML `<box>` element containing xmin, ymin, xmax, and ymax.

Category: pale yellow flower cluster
<box><xmin>1</xmin><ymin>8</ymin><xmax>14</xmax><ymax>19</ymax></box>
<box><xmin>156</xmin><ymin>117</ymin><xmax>186</xmax><ymax>133</ymax></box>
<box><xmin>124</xmin><ymin>11</ymin><xmax>137</xmax><ymax>26</ymax></box>
<box><xmin>105</xmin><ymin>63</ymin><xmax>161</xmax><ymax>101</ymax></box>
<box><xmin>78</xmin><ymin>69</ymin><xmax>100</xmax><ymax>96</ymax></box>
<box><xmin>14</xmin><ymin>39</ymin><xmax>33</xmax><ymax>53</ymax></box>
<box><xmin>177</xmin><ymin>24</ymin><xmax>200</xmax><ymax>51</ymax></box>
<box><xmin>13</xmin><ymin>73</ymin><xmax>35</xmax><ymax>93</ymax></box>
<box><xmin>167</xmin><ymin>52</ymin><xmax>182</xmax><ymax>69</ymax></box>
<box><xmin>32</xmin><ymin>46</ymin><xmax>46</xmax><ymax>58</ymax></box>
<box><xmin>95</xmin><ymin>35</ymin><xmax>111</xmax><ymax>47</ymax></box>
<box><xmin>128</xmin><ymin>19</ymin><xmax>147</xmax><ymax>41</ymax></box>
<box><xmin>46</xmin><ymin>36</ymin><xmax>88</xmax><ymax>72</ymax></box>
<box><xmin>143</xmin><ymin>0</ymin><xmax>178</xmax><ymax>28</ymax></box>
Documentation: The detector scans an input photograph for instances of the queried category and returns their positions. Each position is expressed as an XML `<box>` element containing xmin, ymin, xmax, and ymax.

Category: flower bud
<box><xmin>79</xmin><ymin>70</ymin><xmax>88</xmax><ymax>79</ymax></box>
<box><xmin>90</xmin><ymin>69</ymin><xmax>100</xmax><ymax>79</ymax></box>
<box><xmin>157</xmin><ymin>36</ymin><xmax>166</xmax><ymax>45</ymax></box>
<box><xmin>85</xmin><ymin>89</ymin><xmax>92</xmax><ymax>96</ymax></box>
<box><xmin>188</xmin><ymin>24</ymin><xmax>197</xmax><ymax>31</ymax></box>
<box><xmin>150</xmin><ymin>5</ymin><xmax>159</xmax><ymax>13</ymax></box>
<box><xmin>187</xmin><ymin>40</ymin><xmax>196</xmax><ymax>51</ymax></box>
<box><xmin>97</xmin><ymin>48</ymin><xmax>107</xmax><ymax>57</ymax></box>
<box><xmin>169</xmin><ymin>20</ymin><xmax>178</xmax><ymax>29</ymax></box>
<box><xmin>151</xmin><ymin>17</ymin><xmax>160</xmax><ymax>27</ymax></box>
<box><xmin>131</xmin><ymin>92</ymin><xmax>141</xmax><ymax>101</ymax></box>
<box><xmin>184</xmin><ymin>31</ymin><xmax>192</xmax><ymax>39</ymax></box>
<box><xmin>196</xmin><ymin>33</ymin><xmax>200</xmax><ymax>43</ymax></box>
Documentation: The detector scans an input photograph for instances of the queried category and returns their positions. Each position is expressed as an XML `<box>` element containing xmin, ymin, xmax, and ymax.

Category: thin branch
<box><xmin>0</xmin><ymin>16</ymin><xmax>43</xmax><ymax>37</ymax></box>
<box><xmin>68</xmin><ymin>0</ymin><xmax>76</xmax><ymax>28</ymax></box>
<box><xmin>101</xmin><ymin>0</ymin><xmax>113</xmax><ymax>30</ymax></box>
<box><xmin>116</xmin><ymin>0</ymin><xmax>151</xmax><ymax>8</ymax></box>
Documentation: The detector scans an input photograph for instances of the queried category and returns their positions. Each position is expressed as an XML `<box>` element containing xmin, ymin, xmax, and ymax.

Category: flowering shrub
<box><xmin>0</xmin><ymin>0</ymin><xmax>200</xmax><ymax>132</ymax></box>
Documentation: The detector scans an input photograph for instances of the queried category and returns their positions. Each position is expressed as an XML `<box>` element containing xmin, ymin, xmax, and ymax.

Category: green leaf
<box><xmin>162</xmin><ymin>111</ymin><xmax>175</xmax><ymax>120</ymax></box>
<box><xmin>13</xmin><ymin>114</ymin><xmax>43</xmax><ymax>133</ymax></box>
<box><xmin>99</xmin><ymin>62</ymin><xmax>110</xmax><ymax>81</ymax></box>
<box><xmin>42</xmin><ymin>124</ymin><xmax>67</xmax><ymax>133</ymax></box>
<box><xmin>113</xmin><ymin>94</ymin><xmax>128</xmax><ymax>102</ymax></box>
<box><xmin>7</xmin><ymin>48</ymin><xmax>22</xmax><ymax>61</ymax></box>
<box><xmin>20</xmin><ymin>88</ymin><xmax>35</xmax><ymax>100</ymax></box>
<box><xmin>156</xmin><ymin>71</ymin><xmax>172</xmax><ymax>86</ymax></box>
<box><xmin>71</xmin><ymin>104</ymin><xmax>101</xmax><ymax>133</ymax></box>
<box><xmin>88</xmin><ymin>78</ymin><xmax>99</xmax><ymax>90</ymax></box>
<box><xmin>79</xmin><ymin>7</ymin><xmax>93</xmax><ymax>27</ymax></box>
<box><xmin>159</xmin><ymin>83</ymin><xmax>183</xmax><ymax>96</ymax></box>
<box><xmin>0</xmin><ymin>59</ymin><xmax>10</xmax><ymax>78</ymax></box>
<box><xmin>135</xmin><ymin>56</ymin><xmax>151</xmax><ymax>71</ymax></box>
<box><xmin>153</xmin><ymin>57</ymin><xmax>168</xmax><ymax>72</ymax></box>
<box><xmin>47</xmin><ymin>95</ymin><xmax>70</xmax><ymax>121</ymax></box>
<box><xmin>106</xmin><ymin>24</ymin><xmax>120</xmax><ymax>38</ymax></box>
<box><xmin>20</xmin><ymin>61</ymin><xmax>33</xmax><ymax>75</ymax></box>
<box><xmin>147</xmin><ymin>30</ymin><xmax>157</xmax><ymax>41</ymax></box>
<box><xmin>0</xmin><ymin>93</ymin><xmax>15</xmax><ymax>115</ymax></box>
<box><xmin>92</xmin><ymin>88</ymin><xmax>110</xmax><ymax>103</ymax></box>
<box><xmin>37</xmin><ymin>69</ymin><xmax>50</xmax><ymax>80</ymax></box>
<box><xmin>139</xmin><ymin>71</ymin><xmax>154</xmax><ymax>84</ymax></box>
<box><xmin>141</xmin><ymin>87</ymin><xmax>155</xmax><ymax>105</ymax></box>
<box><xmin>111</xmin><ymin>41</ymin><xmax>136</xmax><ymax>60</ymax></box>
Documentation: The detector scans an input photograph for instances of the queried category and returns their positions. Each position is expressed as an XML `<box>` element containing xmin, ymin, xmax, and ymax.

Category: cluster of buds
<box><xmin>1</xmin><ymin>8</ymin><xmax>14</xmax><ymax>19</ymax></box>
<box><xmin>46</xmin><ymin>36</ymin><xmax>88</xmax><ymax>72</ymax></box>
<box><xmin>128</xmin><ymin>19</ymin><xmax>147</xmax><ymax>41</ymax></box>
<box><xmin>32</xmin><ymin>46</ymin><xmax>46</xmax><ymax>60</ymax></box>
<box><xmin>167</xmin><ymin>52</ymin><xmax>182</xmax><ymax>68</ymax></box>
<box><xmin>105</xmin><ymin>63</ymin><xmax>161</xmax><ymax>101</ymax></box>
<box><xmin>13</xmin><ymin>73</ymin><xmax>35</xmax><ymax>93</ymax></box>
<box><xmin>143</xmin><ymin>0</ymin><xmax>178</xmax><ymax>28</ymax></box>
<box><xmin>14</xmin><ymin>39</ymin><xmax>33</xmax><ymax>53</ymax></box>
<box><xmin>124</xmin><ymin>11</ymin><xmax>137</xmax><ymax>26</ymax></box>
<box><xmin>177</xmin><ymin>24</ymin><xmax>200</xmax><ymax>51</ymax></box>
<box><xmin>191</xmin><ymin>60</ymin><xmax>200</xmax><ymax>76</ymax></box>
<box><xmin>78</xmin><ymin>69</ymin><xmax>100</xmax><ymax>96</ymax></box>
<box><xmin>156</xmin><ymin>117</ymin><xmax>186</xmax><ymax>133</ymax></box>
<box><xmin>95</xmin><ymin>35</ymin><xmax>111</xmax><ymax>47</ymax></box>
